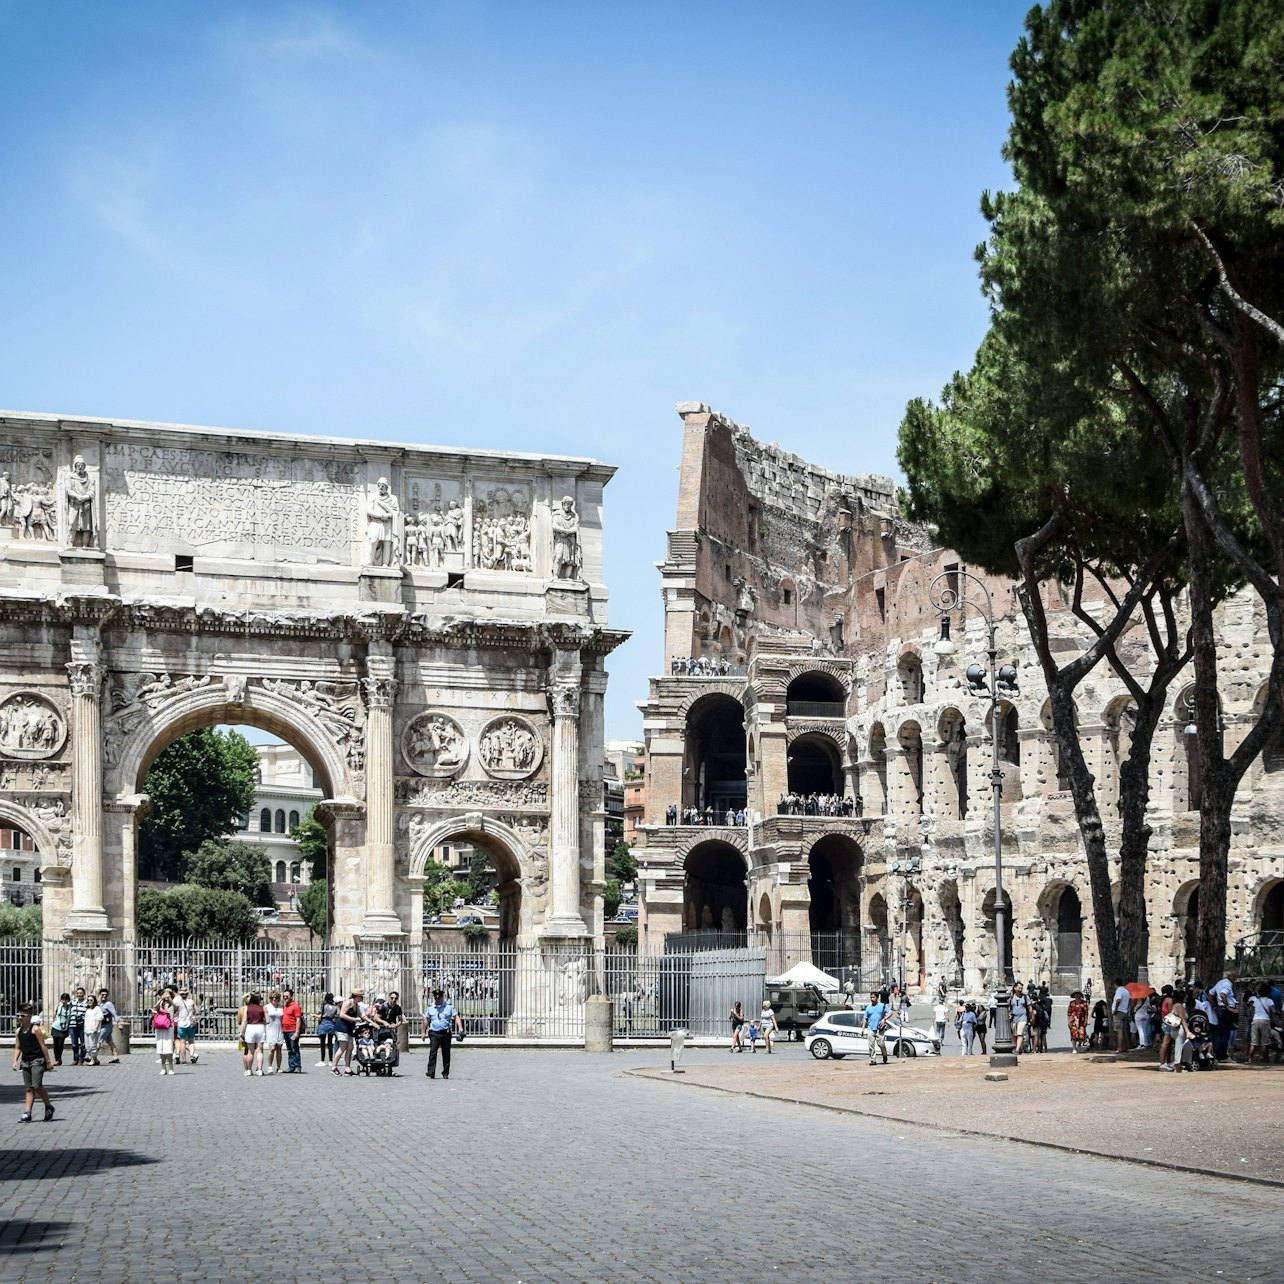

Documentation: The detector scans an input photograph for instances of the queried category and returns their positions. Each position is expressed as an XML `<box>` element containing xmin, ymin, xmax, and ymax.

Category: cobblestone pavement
<box><xmin>1</xmin><ymin>1047</ymin><xmax>1280</xmax><ymax>1284</ymax></box>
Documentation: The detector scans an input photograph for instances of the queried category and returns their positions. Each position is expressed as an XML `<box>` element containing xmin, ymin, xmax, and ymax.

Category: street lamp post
<box><xmin>930</xmin><ymin>570</ymin><xmax>1020</xmax><ymax>1068</ymax></box>
<box><xmin>889</xmin><ymin>854</ymin><xmax>921</xmax><ymax>1058</ymax></box>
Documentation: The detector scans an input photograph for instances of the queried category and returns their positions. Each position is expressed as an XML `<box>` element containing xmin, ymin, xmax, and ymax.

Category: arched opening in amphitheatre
<box><xmin>807</xmin><ymin>834</ymin><xmax>863</xmax><ymax>972</ymax></box>
<box><xmin>787</xmin><ymin>732</ymin><xmax>843</xmax><ymax>796</ymax></box>
<box><xmin>682</xmin><ymin>840</ymin><xmax>748</xmax><ymax>934</ymax></box>
<box><xmin>682</xmin><ymin>694</ymin><xmax>747</xmax><ymax>815</ymax></box>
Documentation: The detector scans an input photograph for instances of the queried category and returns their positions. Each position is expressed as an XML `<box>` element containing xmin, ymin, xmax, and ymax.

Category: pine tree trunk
<box><xmin>1115</xmin><ymin>697</ymin><xmax>1162</xmax><ymax>980</ymax></box>
<box><xmin>1050</xmin><ymin>682</ymin><xmax>1121</xmax><ymax>984</ymax></box>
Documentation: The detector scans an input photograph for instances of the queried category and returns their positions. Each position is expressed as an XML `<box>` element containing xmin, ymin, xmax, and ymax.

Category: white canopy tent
<box><xmin>767</xmin><ymin>961</ymin><xmax>844</xmax><ymax>994</ymax></box>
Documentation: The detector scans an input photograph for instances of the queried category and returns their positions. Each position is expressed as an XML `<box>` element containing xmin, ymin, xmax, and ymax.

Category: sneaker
<box><xmin>189</xmin><ymin>1055</ymin><xmax>198</xmax><ymax>1064</ymax></box>
<box><xmin>167</xmin><ymin>1069</ymin><xmax>176</xmax><ymax>1076</ymax></box>
<box><xmin>43</xmin><ymin>1105</ymin><xmax>54</xmax><ymax>1122</ymax></box>
<box><xmin>316</xmin><ymin>1061</ymin><xmax>328</xmax><ymax>1068</ymax></box>
<box><xmin>1159</xmin><ymin>1062</ymin><xmax>1174</xmax><ymax>1072</ymax></box>
<box><xmin>244</xmin><ymin>1069</ymin><xmax>252</xmax><ymax>1077</ymax></box>
<box><xmin>253</xmin><ymin>1070</ymin><xmax>263</xmax><ymax>1076</ymax></box>
<box><xmin>19</xmin><ymin>1111</ymin><xmax>32</xmax><ymax>1123</ymax></box>
<box><xmin>159</xmin><ymin>1070</ymin><xmax>168</xmax><ymax>1076</ymax></box>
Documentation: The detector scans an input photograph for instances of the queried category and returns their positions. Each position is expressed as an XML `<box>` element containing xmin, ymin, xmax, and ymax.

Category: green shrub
<box><xmin>137</xmin><ymin>885</ymin><xmax>259</xmax><ymax>940</ymax></box>
<box><xmin>613</xmin><ymin>925</ymin><xmax>638</xmax><ymax>948</ymax></box>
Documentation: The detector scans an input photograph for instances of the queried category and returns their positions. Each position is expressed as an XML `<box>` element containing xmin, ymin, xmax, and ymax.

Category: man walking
<box><xmin>281</xmin><ymin>987</ymin><xmax>304</xmax><ymax>1073</ymax></box>
<box><xmin>422</xmin><ymin>987</ymin><xmax>463</xmax><ymax>1080</ymax></box>
<box><xmin>173</xmin><ymin>988</ymin><xmax>198</xmax><ymax>1065</ymax></box>
<box><xmin>864</xmin><ymin>991</ymin><xmax>889</xmax><ymax>1066</ymax></box>
<box><xmin>1111</xmin><ymin>977</ymin><xmax>1132</xmax><ymax>1055</ymax></box>
<box><xmin>1009</xmin><ymin>982</ymin><xmax>1030</xmax><ymax>1056</ymax></box>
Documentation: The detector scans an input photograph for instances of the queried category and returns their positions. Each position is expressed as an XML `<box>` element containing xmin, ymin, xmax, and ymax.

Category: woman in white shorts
<box><xmin>240</xmin><ymin>992</ymin><xmax>267</xmax><ymax>1076</ymax></box>
<box><xmin>153</xmin><ymin>988</ymin><xmax>177</xmax><ymax>1075</ymax></box>
<box><xmin>264</xmin><ymin>990</ymin><xmax>285</xmax><ymax>1075</ymax></box>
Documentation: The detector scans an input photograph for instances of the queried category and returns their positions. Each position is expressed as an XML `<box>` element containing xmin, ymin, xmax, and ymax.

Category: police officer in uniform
<box><xmin>422</xmin><ymin>987</ymin><xmax>463</xmax><ymax>1079</ymax></box>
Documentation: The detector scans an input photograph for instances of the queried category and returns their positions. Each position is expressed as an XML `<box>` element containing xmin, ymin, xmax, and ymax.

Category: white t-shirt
<box><xmin>1210</xmin><ymin>977</ymin><xmax>1237</xmax><ymax>1015</ymax></box>
<box><xmin>1194</xmin><ymin>995</ymin><xmax>1218</xmax><ymax>1025</ymax></box>
<box><xmin>1249</xmin><ymin>996</ymin><xmax>1275</xmax><ymax>1022</ymax></box>
<box><xmin>173</xmin><ymin>996</ymin><xmax>195</xmax><ymax>1028</ymax></box>
<box><xmin>265</xmin><ymin>1003</ymin><xmax>284</xmax><ymax>1035</ymax></box>
<box><xmin>1112</xmin><ymin>985</ymin><xmax>1131</xmax><ymax>1014</ymax></box>
<box><xmin>933</xmin><ymin>1004</ymin><xmax>948</xmax><ymax>1024</ymax></box>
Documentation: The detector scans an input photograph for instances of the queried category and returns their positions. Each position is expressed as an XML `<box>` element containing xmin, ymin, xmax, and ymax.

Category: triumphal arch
<box><xmin>0</xmin><ymin>411</ymin><xmax>625</xmax><ymax>956</ymax></box>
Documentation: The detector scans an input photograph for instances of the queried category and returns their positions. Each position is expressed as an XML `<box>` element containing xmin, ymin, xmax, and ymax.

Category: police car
<box><xmin>804</xmin><ymin>1009</ymin><xmax>941</xmax><ymax>1059</ymax></box>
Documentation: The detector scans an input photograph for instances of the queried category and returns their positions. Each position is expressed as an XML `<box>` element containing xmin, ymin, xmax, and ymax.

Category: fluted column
<box><xmin>66</xmin><ymin>639</ymin><xmax>110</xmax><ymax>934</ymax></box>
<box><xmin>547</xmin><ymin>676</ymin><xmax>588</xmax><ymax>936</ymax></box>
<box><xmin>359</xmin><ymin>651</ymin><xmax>402</xmax><ymax>938</ymax></box>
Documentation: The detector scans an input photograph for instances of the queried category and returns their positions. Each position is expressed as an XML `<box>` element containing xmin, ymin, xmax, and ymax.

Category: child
<box><xmin>11</xmin><ymin>1003</ymin><xmax>55</xmax><ymax>1122</ymax></box>
<box><xmin>745</xmin><ymin>1019</ymin><xmax>760</xmax><ymax>1052</ymax></box>
<box><xmin>355</xmin><ymin>1024</ymin><xmax>377</xmax><ymax>1065</ymax></box>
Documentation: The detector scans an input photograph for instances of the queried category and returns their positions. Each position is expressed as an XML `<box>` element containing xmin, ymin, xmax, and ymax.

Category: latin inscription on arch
<box><xmin>104</xmin><ymin>444</ymin><xmax>360</xmax><ymax>559</ymax></box>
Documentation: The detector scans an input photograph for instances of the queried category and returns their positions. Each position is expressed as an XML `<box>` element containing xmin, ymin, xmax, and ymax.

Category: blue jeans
<box><xmin>284</xmin><ymin>1031</ymin><xmax>302</xmax><ymax>1072</ymax></box>
<box><xmin>69</xmin><ymin>1024</ymin><xmax>86</xmax><ymax>1064</ymax></box>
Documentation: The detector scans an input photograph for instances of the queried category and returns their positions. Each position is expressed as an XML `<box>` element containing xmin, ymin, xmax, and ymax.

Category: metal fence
<box><xmin>0</xmin><ymin>937</ymin><xmax>899</xmax><ymax>1041</ymax></box>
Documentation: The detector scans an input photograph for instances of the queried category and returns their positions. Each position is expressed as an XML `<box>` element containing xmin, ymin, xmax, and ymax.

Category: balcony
<box><xmin>786</xmin><ymin>700</ymin><xmax>845</xmax><ymax>719</ymax></box>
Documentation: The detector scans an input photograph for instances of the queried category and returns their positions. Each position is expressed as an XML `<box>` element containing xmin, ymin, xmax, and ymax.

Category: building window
<box><xmin>274</xmin><ymin>809</ymin><xmax>286</xmax><ymax>834</ymax></box>
<box><xmin>34</xmin><ymin>868</ymin><xmax>41</xmax><ymax>883</ymax></box>
<box><xmin>783</xmin><ymin>588</ymin><xmax>792</xmax><ymax>606</ymax></box>
<box><xmin>290</xmin><ymin>862</ymin><xmax>301</xmax><ymax>883</ymax></box>
<box><xmin>275</xmin><ymin>861</ymin><xmax>287</xmax><ymax>883</ymax></box>
<box><xmin>260</xmin><ymin>808</ymin><xmax>272</xmax><ymax>833</ymax></box>
<box><xmin>11</xmin><ymin>867</ymin><xmax>20</xmax><ymax>882</ymax></box>
<box><xmin>288</xmin><ymin>810</ymin><xmax>300</xmax><ymax>830</ymax></box>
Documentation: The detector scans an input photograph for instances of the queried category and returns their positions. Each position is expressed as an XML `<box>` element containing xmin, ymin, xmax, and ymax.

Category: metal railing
<box><xmin>1235</xmin><ymin>929</ymin><xmax>1284</xmax><ymax>978</ymax></box>
<box><xmin>786</xmin><ymin>700</ymin><xmax>846</xmax><ymax>718</ymax></box>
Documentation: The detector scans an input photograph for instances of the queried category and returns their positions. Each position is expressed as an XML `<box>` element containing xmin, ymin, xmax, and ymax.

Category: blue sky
<box><xmin>1</xmin><ymin>1</ymin><xmax>1030</xmax><ymax>739</ymax></box>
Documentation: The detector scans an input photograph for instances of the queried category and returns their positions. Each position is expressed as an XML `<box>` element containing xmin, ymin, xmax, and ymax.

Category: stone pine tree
<box><xmin>138</xmin><ymin>729</ymin><xmax>259</xmax><ymax>881</ymax></box>
<box><xmin>902</xmin><ymin>0</ymin><xmax>1284</xmax><ymax>981</ymax></box>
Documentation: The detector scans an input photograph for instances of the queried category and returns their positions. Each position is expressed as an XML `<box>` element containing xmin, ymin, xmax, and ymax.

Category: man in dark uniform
<box><xmin>422</xmin><ymin>987</ymin><xmax>463</xmax><ymax>1079</ymax></box>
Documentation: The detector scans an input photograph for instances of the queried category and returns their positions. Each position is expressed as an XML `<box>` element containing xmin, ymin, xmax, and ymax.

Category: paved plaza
<box><xmin>1</xmin><ymin>1045</ymin><xmax>1280</xmax><ymax>1284</ymax></box>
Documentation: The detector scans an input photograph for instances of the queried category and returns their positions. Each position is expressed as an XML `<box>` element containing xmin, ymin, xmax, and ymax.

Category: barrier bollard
<box><xmin>116</xmin><ymin>1020</ymin><xmax>132</xmax><ymax>1055</ymax></box>
<box><xmin>584</xmin><ymin>995</ymin><xmax>613</xmax><ymax>1052</ymax></box>
<box><xmin>670</xmin><ymin>1027</ymin><xmax>687</xmax><ymax>1073</ymax></box>
<box><xmin>397</xmin><ymin>1022</ymin><xmax>410</xmax><ymax>1053</ymax></box>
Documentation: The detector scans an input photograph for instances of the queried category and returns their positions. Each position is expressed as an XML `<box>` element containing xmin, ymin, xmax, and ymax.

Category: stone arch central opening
<box><xmin>807</xmin><ymin>833</ymin><xmax>863</xmax><ymax>972</ymax></box>
<box><xmin>787</xmin><ymin>732</ymin><xmax>843</xmax><ymax>796</ymax></box>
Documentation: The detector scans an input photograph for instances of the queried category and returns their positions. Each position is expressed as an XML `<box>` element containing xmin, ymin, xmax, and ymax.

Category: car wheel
<box><xmin>810</xmin><ymin>1038</ymin><xmax>832</xmax><ymax>1060</ymax></box>
<box><xmin>894</xmin><ymin>1041</ymin><xmax>917</xmax><ymax>1059</ymax></box>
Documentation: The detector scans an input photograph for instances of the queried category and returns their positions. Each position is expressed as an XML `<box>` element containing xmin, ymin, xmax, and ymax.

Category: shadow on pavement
<box><xmin>0</xmin><ymin>1219</ymin><xmax>74</xmax><ymax>1255</ymax></box>
<box><xmin>0</xmin><ymin>1147</ymin><xmax>159</xmax><ymax>1180</ymax></box>
<box><xmin>0</xmin><ymin>1083</ymin><xmax>107</xmax><ymax>1103</ymax></box>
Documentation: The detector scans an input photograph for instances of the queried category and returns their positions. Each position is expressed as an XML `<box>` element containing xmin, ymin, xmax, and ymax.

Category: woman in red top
<box><xmin>240</xmin><ymin>992</ymin><xmax>267</xmax><ymax>1077</ymax></box>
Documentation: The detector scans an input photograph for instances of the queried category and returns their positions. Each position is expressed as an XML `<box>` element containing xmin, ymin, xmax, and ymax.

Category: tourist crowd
<box><xmin>670</xmin><ymin>655</ymin><xmax>738</xmax><ymax>676</ymax></box>
<box><xmin>775</xmin><ymin>792</ymin><xmax>861</xmax><ymax>817</ymax></box>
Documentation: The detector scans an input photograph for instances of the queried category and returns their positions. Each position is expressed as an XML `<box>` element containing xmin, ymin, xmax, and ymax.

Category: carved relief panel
<box><xmin>472</xmin><ymin>482</ymin><xmax>533</xmax><ymax>573</ymax></box>
<box><xmin>0</xmin><ymin>445</ymin><xmax>56</xmax><ymax>542</ymax></box>
<box><xmin>0</xmin><ymin>693</ymin><xmax>67</xmax><ymax>759</ymax></box>
<box><xmin>401</xmin><ymin>712</ymin><xmax>469</xmax><ymax>777</ymax></box>
<box><xmin>404</xmin><ymin>477</ymin><xmax>465</xmax><ymax>571</ymax></box>
<box><xmin>477</xmin><ymin>715</ymin><xmax>543</xmax><ymax>780</ymax></box>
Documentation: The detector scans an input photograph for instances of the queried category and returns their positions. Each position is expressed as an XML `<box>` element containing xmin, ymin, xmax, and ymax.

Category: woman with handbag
<box><xmin>83</xmin><ymin>994</ymin><xmax>104</xmax><ymax>1066</ymax></box>
<box><xmin>153</xmin><ymin>988</ymin><xmax>178</xmax><ymax>1075</ymax></box>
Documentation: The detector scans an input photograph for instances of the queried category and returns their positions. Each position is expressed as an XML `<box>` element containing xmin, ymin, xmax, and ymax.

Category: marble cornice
<box><xmin>0</xmin><ymin>594</ymin><xmax>630</xmax><ymax>655</ymax></box>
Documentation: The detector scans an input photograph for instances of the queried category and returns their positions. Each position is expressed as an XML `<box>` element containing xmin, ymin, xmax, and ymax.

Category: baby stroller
<box><xmin>353</xmin><ymin>1024</ymin><xmax>398</xmax><ymax>1077</ymax></box>
<box><xmin>1183</xmin><ymin>1013</ymin><xmax>1218</xmax><ymax>1072</ymax></box>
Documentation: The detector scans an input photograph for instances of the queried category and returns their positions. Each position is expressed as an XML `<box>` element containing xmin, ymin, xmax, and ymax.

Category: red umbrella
<box><xmin>1125</xmin><ymin>982</ymin><xmax>1155</xmax><ymax>1000</ymax></box>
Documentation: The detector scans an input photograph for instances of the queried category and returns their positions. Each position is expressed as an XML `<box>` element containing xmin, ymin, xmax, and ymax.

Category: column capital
<box><xmin>362</xmin><ymin>675</ymin><xmax>398</xmax><ymax>709</ymax></box>
<box><xmin>549</xmin><ymin>684</ymin><xmax>581</xmax><ymax>720</ymax></box>
<box><xmin>66</xmin><ymin>660</ymin><xmax>102</xmax><ymax>698</ymax></box>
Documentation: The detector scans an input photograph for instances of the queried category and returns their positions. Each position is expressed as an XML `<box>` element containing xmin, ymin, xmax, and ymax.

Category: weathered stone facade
<box><xmin>635</xmin><ymin>404</ymin><xmax>1284</xmax><ymax>990</ymax></box>
<box><xmin>0</xmin><ymin>412</ymin><xmax>625</xmax><ymax>948</ymax></box>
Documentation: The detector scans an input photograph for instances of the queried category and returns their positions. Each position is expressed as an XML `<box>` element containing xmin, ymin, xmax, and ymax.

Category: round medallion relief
<box><xmin>0</xmin><ymin>693</ymin><xmax>67</xmax><ymax>760</ymax></box>
<box><xmin>401</xmin><ymin>712</ymin><xmax>469</xmax><ymax>778</ymax></box>
<box><xmin>477</xmin><ymin>715</ymin><xmax>544</xmax><ymax>780</ymax></box>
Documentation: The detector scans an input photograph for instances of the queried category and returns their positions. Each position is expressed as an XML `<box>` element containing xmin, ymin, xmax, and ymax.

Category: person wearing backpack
<box><xmin>315</xmin><ymin>992</ymin><xmax>338</xmax><ymax>1067</ymax></box>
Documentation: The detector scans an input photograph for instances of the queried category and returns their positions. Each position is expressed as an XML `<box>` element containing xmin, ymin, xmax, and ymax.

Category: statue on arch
<box><xmin>364</xmin><ymin>477</ymin><xmax>401</xmax><ymax>568</ymax></box>
<box><xmin>64</xmin><ymin>455</ymin><xmax>98</xmax><ymax>549</ymax></box>
<box><xmin>551</xmin><ymin>495</ymin><xmax>582</xmax><ymax>580</ymax></box>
